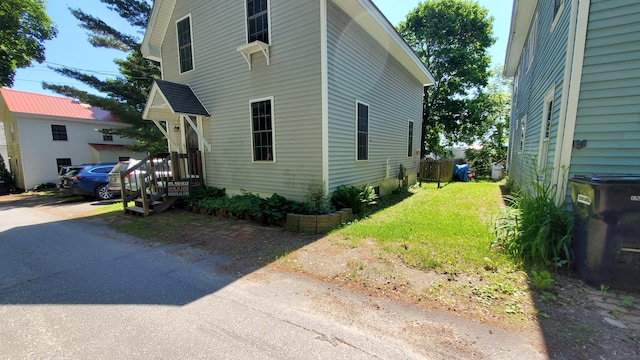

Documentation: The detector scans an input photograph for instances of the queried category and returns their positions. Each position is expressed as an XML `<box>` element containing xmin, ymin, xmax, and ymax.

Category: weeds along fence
<box><xmin>419</xmin><ymin>159</ymin><xmax>455</xmax><ymax>188</ymax></box>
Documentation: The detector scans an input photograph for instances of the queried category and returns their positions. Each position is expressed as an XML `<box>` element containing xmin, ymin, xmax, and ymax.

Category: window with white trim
<box><xmin>251</xmin><ymin>98</ymin><xmax>274</xmax><ymax>162</ymax></box>
<box><xmin>356</xmin><ymin>101</ymin><xmax>369</xmax><ymax>161</ymax></box>
<box><xmin>176</xmin><ymin>15</ymin><xmax>194</xmax><ymax>73</ymax></box>
<box><xmin>51</xmin><ymin>125</ymin><xmax>68</xmax><ymax>141</ymax></box>
<box><xmin>102</xmin><ymin>130</ymin><xmax>113</xmax><ymax>142</ymax></box>
<box><xmin>551</xmin><ymin>0</ymin><xmax>565</xmax><ymax>32</ymax></box>
<box><xmin>518</xmin><ymin>117</ymin><xmax>527</xmax><ymax>153</ymax></box>
<box><xmin>56</xmin><ymin>158</ymin><xmax>71</xmax><ymax>173</ymax></box>
<box><xmin>407</xmin><ymin>120</ymin><xmax>414</xmax><ymax>157</ymax></box>
<box><xmin>538</xmin><ymin>88</ymin><xmax>555</xmax><ymax>174</ymax></box>
<box><xmin>247</xmin><ymin>0</ymin><xmax>269</xmax><ymax>44</ymax></box>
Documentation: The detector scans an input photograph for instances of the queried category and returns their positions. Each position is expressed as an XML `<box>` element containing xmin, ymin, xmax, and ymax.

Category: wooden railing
<box><xmin>419</xmin><ymin>159</ymin><xmax>455</xmax><ymax>188</ymax></box>
<box><xmin>118</xmin><ymin>152</ymin><xmax>203</xmax><ymax>216</ymax></box>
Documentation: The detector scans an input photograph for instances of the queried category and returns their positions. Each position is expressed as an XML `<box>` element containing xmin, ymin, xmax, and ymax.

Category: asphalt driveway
<box><xmin>0</xmin><ymin>195</ymin><xmax>545</xmax><ymax>359</ymax></box>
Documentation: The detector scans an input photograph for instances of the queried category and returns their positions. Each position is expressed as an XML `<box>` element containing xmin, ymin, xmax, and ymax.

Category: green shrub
<box><xmin>331</xmin><ymin>185</ymin><xmax>378</xmax><ymax>215</ymax></box>
<box><xmin>531</xmin><ymin>269</ymin><xmax>554</xmax><ymax>290</ymax></box>
<box><xmin>0</xmin><ymin>154</ymin><xmax>10</xmax><ymax>179</ymax></box>
<box><xmin>32</xmin><ymin>182</ymin><xmax>57</xmax><ymax>191</ymax></box>
<box><xmin>492</xmin><ymin>166</ymin><xmax>573</xmax><ymax>269</ymax></box>
<box><xmin>187</xmin><ymin>186</ymin><xmax>225</xmax><ymax>206</ymax></box>
<box><xmin>304</xmin><ymin>184</ymin><xmax>332</xmax><ymax>215</ymax></box>
<box><xmin>226</xmin><ymin>192</ymin><xmax>264</xmax><ymax>218</ymax></box>
<box><xmin>258</xmin><ymin>193</ymin><xmax>302</xmax><ymax>223</ymax></box>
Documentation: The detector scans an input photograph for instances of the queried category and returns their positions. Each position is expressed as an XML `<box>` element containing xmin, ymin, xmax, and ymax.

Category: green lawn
<box><xmin>337</xmin><ymin>182</ymin><xmax>512</xmax><ymax>276</ymax></box>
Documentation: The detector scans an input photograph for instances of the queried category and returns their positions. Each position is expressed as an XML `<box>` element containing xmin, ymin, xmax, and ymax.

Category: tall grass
<box><xmin>492</xmin><ymin>169</ymin><xmax>573</xmax><ymax>269</ymax></box>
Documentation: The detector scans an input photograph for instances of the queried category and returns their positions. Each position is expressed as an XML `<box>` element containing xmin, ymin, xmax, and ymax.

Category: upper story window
<box><xmin>551</xmin><ymin>0</ymin><xmax>565</xmax><ymax>32</ymax></box>
<box><xmin>102</xmin><ymin>131</ymin><xmax>113</xmax><ymax>141</ymax></box>
<box><xmin>51</xmin><ymin>125</ymin><xmax>68</xmax><ymax>141</ymax></box>
<box><xmin>247</xmin><ymin>0</ymin><xmax>269</xmax><ymax>44</ymax></box>
<box><xmin>176</xmin><ymin>15</ymin><xmax>194</xmax><ymax>73</ymax></box>
<box><xmin>356</xmin><ymin>101</ymin><xmax>369</xmax><ymax>161</ymax></box>
<box><xmin>251</xmin><ymin>98</ymin><xmax>275</xmax><ymax>162</ymax></box>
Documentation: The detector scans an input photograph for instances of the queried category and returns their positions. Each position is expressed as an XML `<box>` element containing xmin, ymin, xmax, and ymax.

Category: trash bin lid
<box><xmin>570</xmin><ymin>175</ymin><xmax>640</xmax><ymax>184</ymax></box>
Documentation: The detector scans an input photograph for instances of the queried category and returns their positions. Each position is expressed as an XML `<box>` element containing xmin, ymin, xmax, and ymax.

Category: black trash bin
<box><xmin>570</xmin><ymin>175</ymin><xmax>640</xmax><ymax>292</ymax></box>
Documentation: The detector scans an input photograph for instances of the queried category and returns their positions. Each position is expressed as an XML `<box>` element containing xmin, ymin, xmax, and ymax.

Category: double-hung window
<box><xmin>356</xmin><ymin>101</ymin><xmax>369</xmax><ymax>161</ymax></box>
<box><xmin>176</xmin><ymin>15</ymin><xmax>194</xmax><ymax>73</ymax></box>
<box><xmin>538</xmin><ymin>88</ymin><xmax>555</xmax><ymax>176</ymax></box>
<box><xmin>407</xmin><ymin>121</ymin><xmax>414</xmax><ymax>157</ymax></box>
<box><xmin>247</xmin><ymin>0</ymin><xmax>269</xmax><ymax>44</ymax></box>
<box><xmin>251</xmin><ymin>98</ymin><xmax>274</xmax><ymax>162</ymax></box>
<box><xmin>51</xmin><ymin>125</ymin><xmax>68</xmax><ymax>141</ymax></box>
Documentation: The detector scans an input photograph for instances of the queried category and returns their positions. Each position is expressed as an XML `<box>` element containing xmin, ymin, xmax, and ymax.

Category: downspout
<box><xmin>552</xmin><ymin>0</ymin><xmax>590</xmax><ymax>205</ymax></box>
<box><xmin>321</xmin><ymin>0</ymin><xmax>329</xmax><ymax>195</ymax></box>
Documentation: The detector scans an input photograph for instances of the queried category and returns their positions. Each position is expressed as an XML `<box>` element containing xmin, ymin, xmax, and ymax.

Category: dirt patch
<box><xmin>4</xmin><ymin>193</ymin><xmax>638</xmax><ymax>359</ymax></box>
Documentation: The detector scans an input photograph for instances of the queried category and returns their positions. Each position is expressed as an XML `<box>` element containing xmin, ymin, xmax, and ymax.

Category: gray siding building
<box><xmin>141</xmin><ymin>0</ymin><xmax>434</xmax><ymax>201</ymax></box>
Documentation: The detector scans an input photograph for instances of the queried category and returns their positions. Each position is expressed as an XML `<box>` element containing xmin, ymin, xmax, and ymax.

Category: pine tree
<box><xmin>43</xmin><ymin>0</ymin><xmax>165</xmax><ymax>153</ymax></box>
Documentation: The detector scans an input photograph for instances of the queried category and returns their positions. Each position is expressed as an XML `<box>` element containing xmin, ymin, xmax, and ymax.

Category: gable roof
<box><xmin>0</xmin><ymin>88</ymin><xmax>120</xmax><ymax>122</ymax></box>
<box><xmin>503</xmin><ymin>0</ymin><xmax>538</xmax><ymax>77</ymax></box>
<box><xmin>143</xmin><ymin>80</ymin><xmax>210</xmax><ymax>119</ymax></box>
<box><xmin>141</xmin><ymin>0</ymin><xmax>434</xmax><ymax>86</ymax></box>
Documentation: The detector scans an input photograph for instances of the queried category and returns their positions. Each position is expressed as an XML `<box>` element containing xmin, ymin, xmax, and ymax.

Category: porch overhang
<box><xmin>143</xmin><ymin>79</ymin><xmax>210</xmax><ymax>120</ymax></box>
<box><xmin>143</xmin><ymin>79</ymin><xmax>212</xmax><ymax>152</ymax></box>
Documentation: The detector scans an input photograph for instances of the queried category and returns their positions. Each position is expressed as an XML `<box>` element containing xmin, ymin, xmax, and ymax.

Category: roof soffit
<box><xmin>141</xmin><ymin>0</ymin><xmax>177</xmax><ymax>61</ymax></box>
<box><xmin>504</xmin><ymin>0</ymin><xmax>538</xmax><ymax>76</ymax></box>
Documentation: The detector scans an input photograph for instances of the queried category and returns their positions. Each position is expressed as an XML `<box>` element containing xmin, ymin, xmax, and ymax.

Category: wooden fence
<box><xmin>419</xmin><ymin>159</ymin><xmax>455</xmax><ymax>188</ymax></box>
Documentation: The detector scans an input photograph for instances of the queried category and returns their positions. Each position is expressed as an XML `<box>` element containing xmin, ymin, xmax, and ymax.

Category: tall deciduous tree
<box><xmin>398</xmin><ymin>0</ymin><xmax>495</xmax><ymax>157</ymax></box>
<box><xmin>0</xmin><ymin>0</ymin><xmax>57</xmax><ymax>87</ymax></box>
<box><xmin>43</xmin><ymin>0</ymin><xmax>165</xmax><ymax>153</ymax></box>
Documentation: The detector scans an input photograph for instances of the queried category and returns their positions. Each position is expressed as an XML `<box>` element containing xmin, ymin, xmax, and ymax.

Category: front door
<box><xmin>184</xmin><ymin>116</ymin><xmax>204</xmax><ymax>185</ymax></box>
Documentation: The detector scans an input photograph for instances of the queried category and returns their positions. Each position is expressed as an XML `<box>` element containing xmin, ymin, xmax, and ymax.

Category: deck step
<box><xmin>124</xmin><ymin>205</ymin><xmax>155</xmax><ymax>216</ymax></box>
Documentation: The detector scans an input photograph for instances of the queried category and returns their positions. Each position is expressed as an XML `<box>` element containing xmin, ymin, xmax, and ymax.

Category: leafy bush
<box><xmin>304</xmin><ymin>184</ymin><xmax>332</xmax><ymax>215</ymax></box>
<box><xmin>531</xmin><ymin>269</ymin><xmax>554</xmax><ymax>290</ymax></box>
<box><xmin>492</xmin><ymin>166</ymin><xmax>573</xmax><ymax>269</ymax></box>
<box><xmin>187</xmin><ymin>186</ymin><xmax>225</xmax><ymax>206</ymax></box>
<box><xmin>258</xmin><ymin>193</ymin><xmax>302</xmax><ymax>223</ymax></box>
<box><xmin>226</xmin><ymin>192</ymin><xmax>263</xmax><ymax>218</ymax></box>
<box><xmin>331</xmin><ymin>185</ymin><xmax>378</xmax><ymax>215</ymax></box>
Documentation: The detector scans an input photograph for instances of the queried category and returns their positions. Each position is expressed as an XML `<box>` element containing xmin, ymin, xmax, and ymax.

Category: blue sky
<box><xmin>11</xmin><ymin>0</ymin><xmax>513</xmax><ymax>96</ymax></box>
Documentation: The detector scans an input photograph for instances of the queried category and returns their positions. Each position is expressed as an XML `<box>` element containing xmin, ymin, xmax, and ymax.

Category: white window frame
<box><xmin>551</xmin><ymin>0</ymin><xmax>565</xmax><ymax>33</ymax></box>
<box><xmin>518</xmin><ymin>116</ymin><xmax>527</xmax><ymax>154</ymax></box>
<box><xmin>176</xmin><ymin>14</ymin><xmax>195</xmax><ymax>74</ymax></box>
<box><xmin>238</xmin><ymin>0</ymin><xmax>271</xmax><ymax>69</ymax></box>
<box><xmin>407</xmin><ymin>120</ymin><xmax>414</xmax><ymax>158</ymax></box>
<box><xmin>245</xmin><ymin>0</ymin><xmax>271</xmax><ymax>45</ymax></box>
<box><xmin>355</xmin><ymin>100</ymin><xmax>369</xmax><ymax>162</ymax></box>
<box><xmin>249</xmin><ymin>96</ymin><xmax>276</xmax><ymax>163</ymax></box>
<box><xmin>538</xmin><ymin>87</ymin><xmax>555</xmax><ymax>174</ymax></box>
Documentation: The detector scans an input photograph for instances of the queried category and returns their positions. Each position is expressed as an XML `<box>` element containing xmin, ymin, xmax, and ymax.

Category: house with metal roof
<box><xmin>140</xmin><ymin>0</ymin><xmax>434</xmax><ymax>201</ymax></box>
<box><xmin>504</xmin><ymin>0</ymin><xmax>640</xmax><ymax>206</ymax></box>
<box><xmin>0</xmin><ymin>88</ymin><xmax>146</xmax><ymax>191</ymax></box>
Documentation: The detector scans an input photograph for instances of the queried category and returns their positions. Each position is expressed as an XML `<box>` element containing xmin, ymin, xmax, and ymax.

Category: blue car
<box><xmin>57</xmin><ymin>163</ymin><xmax>117</xmax><ymax>200</ymax></box>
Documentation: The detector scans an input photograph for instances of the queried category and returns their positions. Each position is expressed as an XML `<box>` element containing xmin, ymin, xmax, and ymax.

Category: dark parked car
<box><xmin>57</xmin><ymin>163</ymin><xmax>117</xmax><ymax>200</ymax></box>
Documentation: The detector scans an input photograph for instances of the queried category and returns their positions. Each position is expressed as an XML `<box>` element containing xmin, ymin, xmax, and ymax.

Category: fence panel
<box><xmin>419</xmin><ymin>159</ymin><xmax>454</xmax><ymax>187</ymax></box>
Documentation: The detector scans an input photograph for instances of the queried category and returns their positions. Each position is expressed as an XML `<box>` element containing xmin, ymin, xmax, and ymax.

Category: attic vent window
<box><xmin>237</xmin><ymin>0</ymin><xmax>271</xmax><ymax>70</ymax></box>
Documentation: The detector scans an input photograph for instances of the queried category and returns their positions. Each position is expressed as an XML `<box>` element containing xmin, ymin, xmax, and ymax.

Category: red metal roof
<box><xmin>0</xmin><ymin>88</ymin><xmax>120</xmax><ymax>122</ymax></box>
